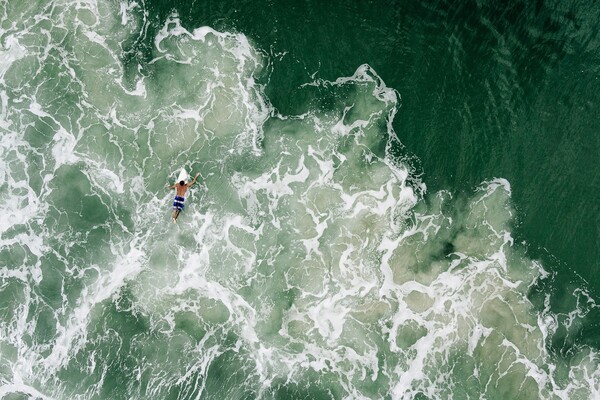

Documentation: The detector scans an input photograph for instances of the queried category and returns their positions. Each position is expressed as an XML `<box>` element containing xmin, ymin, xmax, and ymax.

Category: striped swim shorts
<box><xmin>173</xmin><ymin>196</ymin><xmax>185</xmax><ymax>210</ymax></box>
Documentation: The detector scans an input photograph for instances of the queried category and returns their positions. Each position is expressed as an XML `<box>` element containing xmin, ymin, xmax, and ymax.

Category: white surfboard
<box><xmin>176</xmin><ymin>168</ymin><xmax>189</xmax><ymax>183</ymax></box>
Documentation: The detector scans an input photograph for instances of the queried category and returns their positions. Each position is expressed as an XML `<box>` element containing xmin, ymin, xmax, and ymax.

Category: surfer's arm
<box><xmin>166</xmin><ymin>183</ymin><xmax>176</xmax><ymax>189</ymax></box>
<box><xmin>189</xmin><ymin>173</ymin><xmax>201</xmax><ymax>186</ymax></box>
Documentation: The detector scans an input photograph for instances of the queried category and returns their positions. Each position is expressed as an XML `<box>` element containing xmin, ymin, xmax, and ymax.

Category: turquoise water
<box><xmin>1</xmin><ymin>0</ymin><xmax>599</xmax><ymax>398</ymax></box>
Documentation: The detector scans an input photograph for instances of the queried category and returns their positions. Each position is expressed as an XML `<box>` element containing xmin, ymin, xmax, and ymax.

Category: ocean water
<box><xmin>1</xmin><ymin>0</ymin><xmax>599</xmax><ymax>399</ymax></box>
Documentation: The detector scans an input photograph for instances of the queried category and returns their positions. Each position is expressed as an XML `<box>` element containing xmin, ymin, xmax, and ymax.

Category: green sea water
<box><xmin>1</xmin><ymin>0</ymin><xmax>599</xmax><ymax>399</ymax></box>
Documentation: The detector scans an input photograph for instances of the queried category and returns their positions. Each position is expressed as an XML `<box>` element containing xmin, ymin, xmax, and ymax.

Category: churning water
<box><xmin>1</xmin><ymin>1</ymin><xmax>599</xmax><ymax>399</ymax></box>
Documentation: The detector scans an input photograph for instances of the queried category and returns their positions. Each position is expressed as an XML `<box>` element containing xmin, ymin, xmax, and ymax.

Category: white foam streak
<box><xmin>44</xmin><ymin>243</ymin><xmax>146</xmax><ymax>370</ymax></box>
<box><xmin>0</xmin><ymin>383</ymin><xmax>54</xmax><ymax>400</ymax></box>
<box><xmin>0</xmin><ymin>35</ymin><xmax>27</xmax><ymax>81</ymax></box>
<box><xmin>118</xmin><ymin>76</ymin><xmax>147</xmax><ymax>97</ymax></box>
<box><xmin>51</xmin><ymin>128</ymin><xmax>79</xmax><ymax>168</ymax></box>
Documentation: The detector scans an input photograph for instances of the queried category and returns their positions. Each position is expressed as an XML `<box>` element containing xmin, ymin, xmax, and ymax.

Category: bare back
<box><xmin>169</xmin><ymin>172</ymin><xmax>200</xmax><ymax>197</ymax></box>
<box><xmin>175</xmin><ymin>183</ymin><xmax>190</xmax><ymax>197</ymax></box>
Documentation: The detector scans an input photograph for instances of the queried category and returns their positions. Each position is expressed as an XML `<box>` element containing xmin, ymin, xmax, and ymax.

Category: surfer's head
<box><xmin>179</xmin><ymin>180</ymin><xmax>185</xmax><ymax>186</ymax></box>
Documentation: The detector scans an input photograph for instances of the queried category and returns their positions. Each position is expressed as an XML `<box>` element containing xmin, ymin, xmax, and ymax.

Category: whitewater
<box><xmin>0</xmin><ymin>1</ymin><xmax>599</xmax><ymax>399</ymax></box>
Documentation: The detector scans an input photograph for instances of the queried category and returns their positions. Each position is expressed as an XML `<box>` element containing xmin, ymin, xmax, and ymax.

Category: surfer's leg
<box><xmin>172</xmin><ymin>196</ymin><xmax>185</xmax><ymax>223</ymax></box>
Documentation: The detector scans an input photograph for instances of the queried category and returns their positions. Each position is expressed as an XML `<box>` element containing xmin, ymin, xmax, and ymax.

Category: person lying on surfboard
<box><xmin>167</xmin><ymin>172</ymin><xmax>201</xmax><ymax>222</ymax></box>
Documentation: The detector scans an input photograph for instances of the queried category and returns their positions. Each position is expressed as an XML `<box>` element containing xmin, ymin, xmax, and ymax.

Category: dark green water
<box><xmin>1</xmin><ymin>0</ymin><xmax>600</xmax><ymax>398</ymax></box>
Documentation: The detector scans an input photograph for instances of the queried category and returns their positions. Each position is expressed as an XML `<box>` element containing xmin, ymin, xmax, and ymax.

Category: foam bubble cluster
<box><xmin>0</xmin><ymin>0</ymin><xmax>599</xmax><ymax>399</ymax></box>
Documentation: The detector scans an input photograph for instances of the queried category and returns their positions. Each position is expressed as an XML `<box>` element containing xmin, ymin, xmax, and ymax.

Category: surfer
<box><xmin>167</xmin><ymin>172</ymin><xmax>201</xmax><ymax>223</ymax></box>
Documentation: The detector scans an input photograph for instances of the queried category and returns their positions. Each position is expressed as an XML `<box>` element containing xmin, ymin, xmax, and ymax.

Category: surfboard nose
<box><xmin>177</xmin><ymin>168</ymin><xmax>189</xmax><ymax>182</ymax></box>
